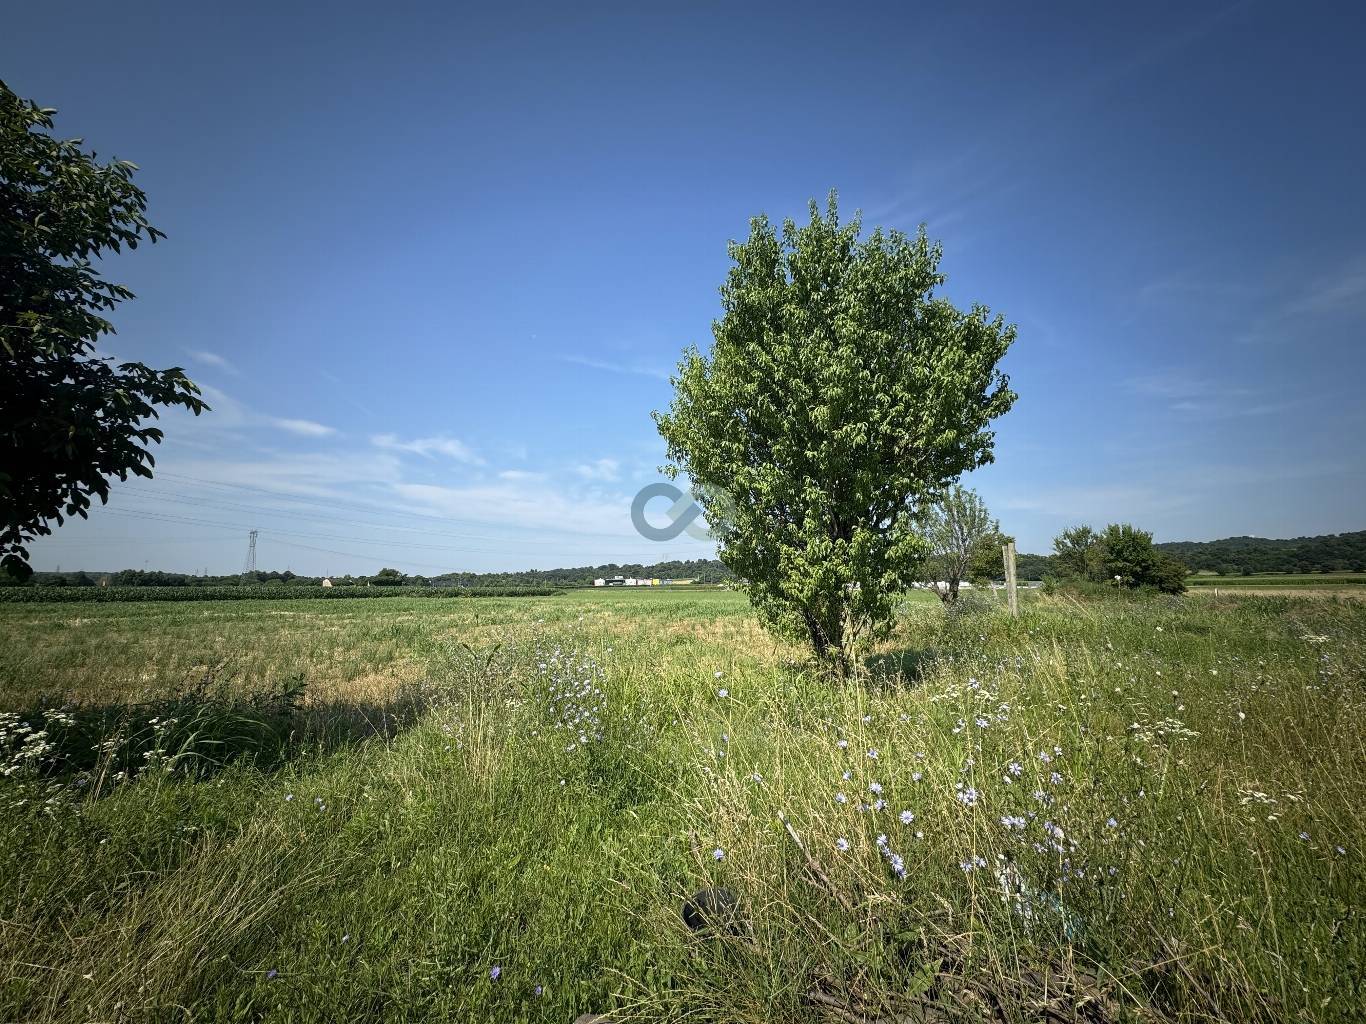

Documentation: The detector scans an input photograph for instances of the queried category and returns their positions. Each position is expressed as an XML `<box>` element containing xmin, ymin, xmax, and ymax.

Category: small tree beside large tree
<box><xmin>919</xmin><ymin>484</ymin><xmax>1008</xmax><ymax>605</ymax></box>
<box><xmin>0</xmin><ymin>81</ymin><xmax>206</xmax><ymax>580</ymax></box>
<box><xmin>655</xmin><ymin>193</ymin><xmax>1016</xmax><ymax>673</ymax></box>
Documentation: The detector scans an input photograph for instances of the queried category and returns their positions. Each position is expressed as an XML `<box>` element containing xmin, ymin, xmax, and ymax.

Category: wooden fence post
<box><xmin>1003</xmin><ymin>541</ymin><xmax>1019</xmax><ymax>618</ymax></box>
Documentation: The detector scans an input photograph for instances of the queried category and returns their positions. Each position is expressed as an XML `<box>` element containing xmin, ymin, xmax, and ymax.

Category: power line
<box><xmin>153</xmin><ymin>471</ymin><xmax>635</xmax><ymax>537</ymax></box>
<box><xmin>123</xmin><ymin>483</ymin><xmax>650</xmax><ymax>548</ymax></box>
<box><xmin>32</xmin><ymin>536</ymin><xmax>215</xmax><ymax>544</ymax></box>
<box><xmin>98</xmin><ymin>506</ymin><xmax>697</xmax><ymax>558</ymax></box>
<box><xmin>92</xmin><ymin>507</ymin><xmax>709</xmax><ymax>566</ymax></box>
<box><xmin>101</xmin><ymin>506</ymin><xmax>518</xmax><ymax>553</ymax></box>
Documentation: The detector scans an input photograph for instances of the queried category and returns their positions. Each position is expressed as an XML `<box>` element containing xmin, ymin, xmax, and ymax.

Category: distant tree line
<box><xmin>16</xmin><ymin>530</ymin><xmax>1358</xmax><ymax>596</ymax></box>
<box><xmin>1013</xmin><ymin>552</ymin><xmax>1054</xmax><ymax>580</ymax></box>
<box><xmin>0</xmin><ymin>585</ymin><xmax>562</xmax><ymax>604</ymax></box>
<box><xmin>4</xmin><ymin>559</ymin><xmax>736</xmax><ymax>590</ymax></box>
<box><xmin>426</xmin><ymin>559</ymin><xmax>734</xmax><ymax>589</ymax></box>
<box><xmin>1008</xmin><ymin>530</ymin><xmax>1366</xmax><ymax>580</ymax></box>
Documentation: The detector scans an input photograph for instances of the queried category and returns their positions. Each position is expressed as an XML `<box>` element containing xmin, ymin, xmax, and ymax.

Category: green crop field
<box><xmin>1185</xmin><ymin>573</ymin><xmax>1366</xmax><ymax>588</ymax></box>
<box><xmin>2</xmin><ymin>588</ymin><xmax>1362</xmax><ymax>1023</ymax></box>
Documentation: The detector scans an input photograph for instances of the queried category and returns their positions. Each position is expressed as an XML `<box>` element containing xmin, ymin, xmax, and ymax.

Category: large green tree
<box><xmin>655</xmin><ymin>194</ymin><xmax>1016</xmax><ymax>672</ymax></box>
<box><xmin>0</xmin><ymin>81</ymin><xmax>206</xmax><ymax>580</ymax></box>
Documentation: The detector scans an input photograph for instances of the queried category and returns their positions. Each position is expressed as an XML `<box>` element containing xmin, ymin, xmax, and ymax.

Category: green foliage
<box><xmin>919</xmin><ymin>485</ymin><xmax>1003</xmax><ymax>603</ymax></box>
<box><xmin>16</xmin><ymin>561</ymin><xmax>736</xmax><ymax>592</ymax></box>
<box><xmin>1</xmin><ymin>589</ymin><xmax>1362</xmax><ymax>1022</ymax></box>
<box><xmin>1052</xmin><ymin>525</ymin><xmax>1102</xmax><ymax>581</ymax></box>
<box><xmin>429</xmin><ymin>558</ymin><xmax>733</xmax><ymax>588</ymax></box>
<box><xmin>1050</xmin><ymin>522</ymin><xmax>1188</xmax><ymax>594</ymax></box>
<box><xmin>1157</xmin><ymin>530</ymin><xmax>1366</xmax><ymax>575</ymax></box>
<box><xmin>967</xmin><ymin>529</ymin><xmax>1012</xmax><ymax>582</ymax></box>
<box><xmin>1185</xmin><ymin>572</ymin><xmax>1366</xmax><ymax>588</ymax></box>
<box><xmin>655</xmin><ymin>192</ymin><xmax>1016</xmax><ymax>670</ymax></box>
<box><xmin>1013</xmin><ymin>550</ymin><xmax>1055</xmax><ymax>580</ymax></box>
<box><xmin>1012</xmin><ymin>531</ymin><xmax>1366</xmax><ymax>582</ymax></box>
<box><xmin>5</xmin><ymin>678</ymin><xmax>307</xmax><ymax>783</ymax></box>
<box><xmin>1149</xmin><ymin>551</ymin><xmax>1191</xmax><ymax>594</ymax></box>
<box><xmin>1099</xmin><ymin>524</ymin><xmax>1160</xmax><ymax>584</ymax></box>
<box><xmin>97</xmin><ymin>569</ymin><xmax>316</xmax><ymax>588</ymax></box>
<box><xmin>0</xmin><ymin>81</ymin><xmax>207</xmax><ymax>581</ymax></box>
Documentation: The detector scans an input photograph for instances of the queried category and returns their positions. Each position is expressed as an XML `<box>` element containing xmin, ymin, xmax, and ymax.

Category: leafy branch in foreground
<box><xmin>0</xmin><ymin>80</ymin><xmax>207</xmax><ymax>580</ymax></box>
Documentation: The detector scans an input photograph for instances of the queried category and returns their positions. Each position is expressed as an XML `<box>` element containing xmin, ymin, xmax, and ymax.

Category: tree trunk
<box><xmin>804</xmin><ymin>609</ymin><xmax>849</xmax><ymax>676</ymax></box>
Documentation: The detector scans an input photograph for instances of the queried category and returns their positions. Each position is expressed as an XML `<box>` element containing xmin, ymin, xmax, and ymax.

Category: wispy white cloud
<box><xmin>317</xmin><ymin>369</ymin><xmax>378</xmax><ymax>419</ymax></box>
<box><xmin>574</xmin><ymin>457</ymin><xmax>620</xmax><ymax>482</ymax></box>
<box><xmin>393</xmin><ymin>481</ymin><xmax>632</xmax><ymax>538</ymax></box>
<box><xmin>29</xmin><ymin>420</ymin><xmax>715</xmax><ymax>576</ymax></box>
<box><xmin>165</xmin><ymin>451</ymin><xmax>404</xmax><ymax>502</ymax></box>
<box><xmin>1235</xmin><ymin>252</ymin><xmax>1366</xmax><ymax>346</ymax></box>
<box><xmin>1000</xmin><ymin>483</ymin><xmax>1192</xmax><ymax>520</ymax></box>
<box><xmin>1127</xmin><ymin>371</ymin><xmax>1254</xmax><ymax>403</ymax></box>
<box><xmin>1287</xmin><ymin>254</ymin><xmax>1366</xmax><ymax>315</ymax></box>
<box><xmin>371</xmin><ymin>433</ymin><xmax>484</xmax><ymax>464</ymax></box>
<box><xmin>271</xmin><ymin>417</ymin><xmax>337</xmax><ymax>438</ymax></box>
<box><xmin>863</xmin><ymin>5</ymin><xmax>1248</xmax><ymax>246</ymax></box>
<box><xmin>992</xmin><ymin>456</ymin><xmax>1349</xmax><ymax>545</ymax></box>
<box><xmin>180</xmin><ymin>385</ymin><xmax>339</xmax><ymax>440</ymax></box>
<box><xmin>1125</xmin><ymin>371</ymin><xmax>1293</xmax><ymax>419</ymax></box>
<box><xmin>1133</xmin><ymin>275</ymin><xmax>1255</xmax><ymax>306</ymax></box>
<box><xmin>185</xmin><ymin>349</ymin><xmax>239</xmax><ymax>376</ymax></box>
<box><xmin>191</xmin><ymin>385</ymin><xmax>248</xmax><ymax>422</ymax></box>
<box><xmin>1166</xmin><ymin>398</ymin><xmax>1298</xmax><ymax>419</ymax></box>
<box><xmin>560</xmin><ymin>355</ymin><xmax>670</xmax><ymax>380</ymax></box>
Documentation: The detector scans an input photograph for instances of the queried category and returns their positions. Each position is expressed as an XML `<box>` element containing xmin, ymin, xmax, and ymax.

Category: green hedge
<box><xmin>0</xmin><ymin>585</ymin><xmax>562</xmax><ymax>604</ymax></box>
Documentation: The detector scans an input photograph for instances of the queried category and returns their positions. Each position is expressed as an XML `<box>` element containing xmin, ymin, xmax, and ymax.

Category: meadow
<box><xmin>1184</xmin><ymin>574</ymin><xmax>1366</xmax><ymax>589</ymax></box>
<box><xmin>1</xmin><ymin>587</ymin><xmax>1362</xmax><ymax>1023</ymax></box>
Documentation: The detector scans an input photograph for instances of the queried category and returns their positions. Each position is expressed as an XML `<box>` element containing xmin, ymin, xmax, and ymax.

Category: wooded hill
<box><xmin>1154</xmin><ymin>530</ymin><xmax>1366</xmax><ymax>575</ymax></box>
<box><xmin>1015</xmin><ymin>530</ymin><xmax>1366</xmax><ymax>579</ymax></box>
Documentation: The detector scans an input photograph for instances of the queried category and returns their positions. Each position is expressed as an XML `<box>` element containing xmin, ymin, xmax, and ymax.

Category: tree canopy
<box><xmin>1156</xmin><ymin>531</ymin><xmax>1366</xmax><ymax>575</ymax></box>
<box><xmin>655</xmin><ymin>193</ymin><xmax>1016</xmax><ymax>671</ymax></box>
<box><xmin>919</xmin><ymin>485</ymin><xmax>1006</xmax><ymax>604</ymax></box>
<box><xmin>0</xmin><ymin>81</ymin><xmax>206</xmax><ymax>580</ymax></box>
<box><xmin>1050</xmin><ymin>523</ymin><xmax>1187</xmax><ymax>594</ymax></box>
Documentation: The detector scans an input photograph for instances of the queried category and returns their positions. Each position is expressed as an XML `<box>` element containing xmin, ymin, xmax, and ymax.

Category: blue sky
<box><xmin>8</xmin><ymin>0</ymin><xmax>1366</xmax><ymax>576</ymax></box>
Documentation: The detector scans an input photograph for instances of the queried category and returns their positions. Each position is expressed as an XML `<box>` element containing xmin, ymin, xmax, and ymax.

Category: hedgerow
<box><xmin>0</xmin><ymin>585</ymin><xmax>562</xmax><ymax>604</ymax></box>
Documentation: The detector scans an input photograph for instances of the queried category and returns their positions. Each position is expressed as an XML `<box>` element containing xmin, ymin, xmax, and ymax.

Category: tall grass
<box><xmin>1</xmin><ymin>590</ymin><xmax>1361</xmax><ymax>1022</ymax></box>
